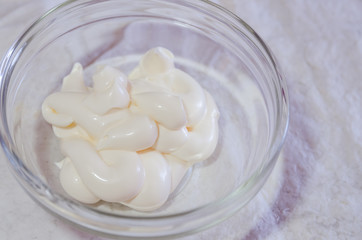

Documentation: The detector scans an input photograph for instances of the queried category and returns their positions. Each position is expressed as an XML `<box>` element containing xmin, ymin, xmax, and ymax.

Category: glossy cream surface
<box><xmin>42</xmin><ymin>47</ymin><xmax>220</xmax><ymax>211</ymax></box>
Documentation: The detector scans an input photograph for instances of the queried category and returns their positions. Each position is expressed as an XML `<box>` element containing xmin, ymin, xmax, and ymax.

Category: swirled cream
<box><xmin>42</xmin><ymin>47</ymin><xmax>220</xmax><ymax>211</ymax></box>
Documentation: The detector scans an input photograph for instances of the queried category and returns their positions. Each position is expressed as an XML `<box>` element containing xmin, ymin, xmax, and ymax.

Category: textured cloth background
<box><xmin>0</xmin><ymin>0</ymin><xmax>361</xmax><ymax>239</ymax></box>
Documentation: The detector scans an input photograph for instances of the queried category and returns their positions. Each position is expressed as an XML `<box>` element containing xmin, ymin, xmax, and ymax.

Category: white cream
<box><xmin>42</xmin><ymin>47</ymin><xmax>220</xmax><ymax>211</ymax></box>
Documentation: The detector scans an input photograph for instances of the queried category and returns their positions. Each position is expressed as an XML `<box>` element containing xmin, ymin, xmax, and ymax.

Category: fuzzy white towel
<box><xmin>0</xmin><ymin>0</ymin><xmax>361</xmax><ymax>239</ymax></box>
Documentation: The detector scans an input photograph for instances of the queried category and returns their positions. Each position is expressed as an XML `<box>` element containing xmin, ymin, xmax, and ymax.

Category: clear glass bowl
<box><xmin>0</xmin><ymin>0</ymin><xmax>288</xmax><ymax>238</ymax></box>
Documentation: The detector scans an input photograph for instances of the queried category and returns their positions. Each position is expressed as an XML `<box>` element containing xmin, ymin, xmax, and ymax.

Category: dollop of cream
<box><xmin>42</xmin><ymin>47</ymin><xmax>220</xmax><ymax>211</ymax></box>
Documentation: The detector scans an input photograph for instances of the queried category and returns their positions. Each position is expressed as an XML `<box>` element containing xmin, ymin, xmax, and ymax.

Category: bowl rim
<box><xmin>0</xmin><ymin>0</ymin><xmax>289</xmax><ymax>238</ymax></box>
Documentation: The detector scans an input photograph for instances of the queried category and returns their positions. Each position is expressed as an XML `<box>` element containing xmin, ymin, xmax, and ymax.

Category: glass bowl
<box><xmin>0</xmin><ymin>0</ymin><xmax>288</xmax><ymax>238</ymax></box>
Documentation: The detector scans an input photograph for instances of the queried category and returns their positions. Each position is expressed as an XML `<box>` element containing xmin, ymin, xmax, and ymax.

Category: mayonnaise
<box><xmin>42</xmin><ymin>47</ymin><xmax>220</xmax><ymax>211</ymax></box>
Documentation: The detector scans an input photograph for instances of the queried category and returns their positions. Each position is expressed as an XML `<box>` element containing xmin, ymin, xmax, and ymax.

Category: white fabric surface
<box><xmin>0</xmin><ymin>0</ymin><xmax>361</xmax><ymax>239</ymax></box>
